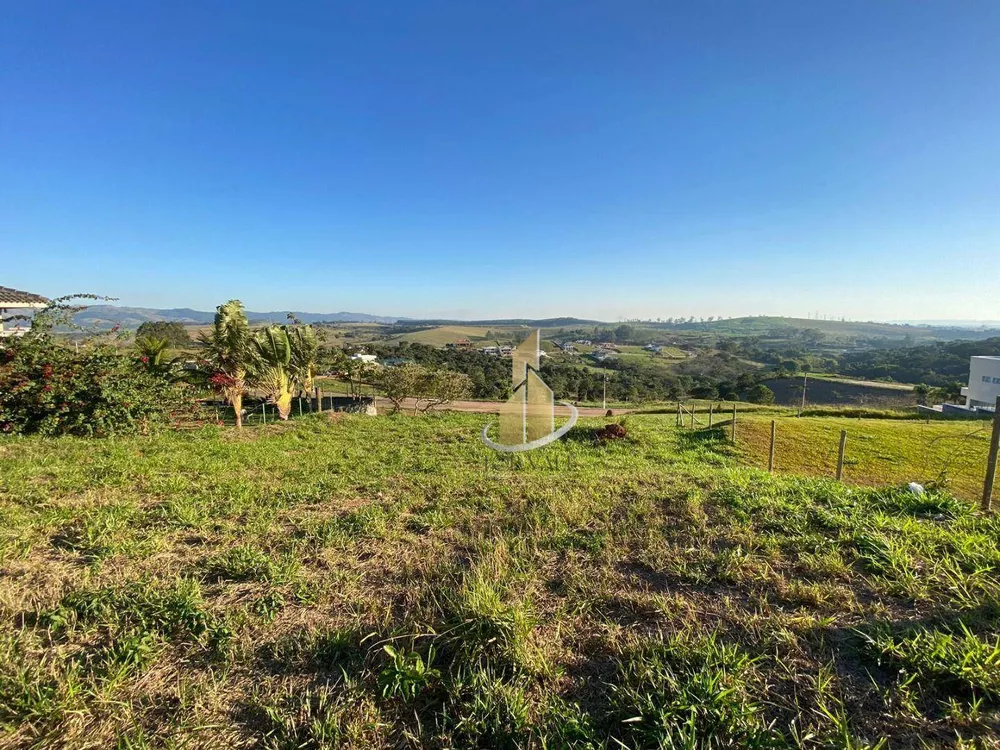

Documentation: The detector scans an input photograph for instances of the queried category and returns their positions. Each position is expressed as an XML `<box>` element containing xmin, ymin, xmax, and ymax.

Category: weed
<box><xmin>378</xmin><ymin>644</ymin><xmax>440</xmax><ymax>701</ymax></box>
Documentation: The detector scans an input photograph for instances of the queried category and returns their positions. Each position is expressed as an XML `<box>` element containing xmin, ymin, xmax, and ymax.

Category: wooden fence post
<box><xmin>676</xmin><ymin>402</ymin><xmax>682</xmax><ymax>427</ymax></box>
<box><xmin>708</xmin><ymin>403</ymin><xmax>714</xmax><ymax>428</ymax></box>
<box><xmin>731</xmin><ymin>404</ymin><xmax>737</xmax><ymax>443</ymax></box>
<box><xmin>836</xmin><ymin>430</ymin><xmax>847</xmax><ymax>481</ymax></box>
<box><xmin>768</xmin><ymin>420</ymin><xmax>776</xmax><ymax>473</ymax></box>
<box><xmin>982</xmin><ymin>396</ymin><xmax>1000</xmax><ymax>513</ymax></box>
<box><xmin>690</xmin><ymin>401</ymin><xmax>695</xmax><ymax>428</ymax></box>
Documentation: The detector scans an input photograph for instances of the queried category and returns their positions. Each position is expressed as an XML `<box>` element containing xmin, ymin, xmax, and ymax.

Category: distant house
<box><xmin>0</xmin><ymin>286</ymin><xmax>49</xmax><ymax>337</ymax></box>
<box><xmin>575</xmin><ymin>339</ymin><xmax>592</xmax><ymax>345</ymax></box>
<box><xmin>590</xmin><ymin>350</ymin><xmax>616</xmax><ymax>363</ymax></box>
<box><xmin>644</xmin><ymin>344</ymin><xmax>663</xmax><ymax>354</ymax></box>
<box><xmin>350</xmin><ymin>353</ymin><xmax>378</xmax><ymax>364</ymax></box>
<box><xmin>599</xmin><ymin>342</ymin><xmax>619</xmax><ymax>351</ymax></box>
<box><xmin>557</xmin><ymin>342</ymin><xmax>577</xmax><ymax>352</ymax></box>
<box><xmin>454</xmin><ymin>338</ymin><xmax>473</xmax><ymax>350</ymax></box>
<box><xmin>479</xmin><ymin>345</ymin><xmax>514</xmax><ymax>357</ymax></box>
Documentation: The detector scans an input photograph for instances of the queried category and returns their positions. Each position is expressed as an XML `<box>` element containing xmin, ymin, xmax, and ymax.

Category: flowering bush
<box><xmin>0</xmin><ymin>335</ymin><xmax>185</xmax><ymax>437</ymax></box>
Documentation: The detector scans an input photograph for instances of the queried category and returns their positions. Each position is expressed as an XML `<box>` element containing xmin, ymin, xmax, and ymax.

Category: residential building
<box><xmin>0</xmin><ymin>286</ymin><xmax>49</xmax><ymax>337</ymax></box>
<box><xmin>961</xmin><ymin>356</ymin><xmax>1000</xmax><ymax>410</ymax></box>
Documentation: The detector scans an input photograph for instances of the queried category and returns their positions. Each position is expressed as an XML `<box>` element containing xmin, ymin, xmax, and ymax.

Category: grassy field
<box><xmin>1</xmin><ymin>413</ymin><xmax>998</xmax><ymax>747</ymax></box>
<box><xmin>733</xmin><ymin>415</ymin><xmax>992</xmax><ymax>502</ymax></box>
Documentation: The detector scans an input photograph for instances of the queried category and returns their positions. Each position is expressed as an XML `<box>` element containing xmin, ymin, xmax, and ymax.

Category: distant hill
<box><xmin>72</xmin><ymin>305</ymin><xmax>399</xmax><ymax>329</ymax></box>
<box><xmin>662</xmin><ymin>316</ymin><xmax>1000</xmax><ymax>342</ymax></box>
<box><xmin>403</xmin><ymin>317</ymin><xmax>603</xmax><ymax>328</ymax></box>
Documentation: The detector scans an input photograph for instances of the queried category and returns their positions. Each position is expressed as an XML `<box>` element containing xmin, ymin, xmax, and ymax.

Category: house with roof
<box><xmin>0</xmin><ymin>286</ymin><xmax>49</xmax><ymax>337</ymax></box>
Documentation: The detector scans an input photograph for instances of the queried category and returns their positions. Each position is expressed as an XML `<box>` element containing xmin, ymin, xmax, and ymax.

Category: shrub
<box><xmin>0</xmin><ymin>333</ymin><xmax>185</xmax><ymax>436</ymax></box>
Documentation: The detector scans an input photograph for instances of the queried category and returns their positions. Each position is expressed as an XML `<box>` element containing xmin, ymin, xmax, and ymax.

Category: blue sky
<box><xmin>1</xmin><ymin>1</ymin><xmax>998</xmax><ymax>321</ymax></box>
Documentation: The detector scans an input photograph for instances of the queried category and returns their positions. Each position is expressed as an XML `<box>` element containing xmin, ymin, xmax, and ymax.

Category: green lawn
<box><xmin>1</xmin><ymin>413</ymin><xmax>998</xmax><ymax>747</ymax></box>
<box><xmin>733</xmin><ymin>414</ymin><xmax>992</xmax><ymax>502</ymax></box>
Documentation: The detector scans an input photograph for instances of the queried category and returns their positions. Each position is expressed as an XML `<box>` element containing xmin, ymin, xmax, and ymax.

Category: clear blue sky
<box><xmin>2</xmin><ymin>1</ymin><xmax>998</xmax><ymax>321</ymax></box>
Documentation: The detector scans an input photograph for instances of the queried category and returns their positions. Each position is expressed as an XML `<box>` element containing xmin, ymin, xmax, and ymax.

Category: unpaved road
<box><xmin>375</xmin><ymin>398</ymin><xmax>630</xmax><ymax>417</ymax></box>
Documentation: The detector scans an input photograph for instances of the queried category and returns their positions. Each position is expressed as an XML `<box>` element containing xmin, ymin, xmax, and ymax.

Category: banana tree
<box><xmin>252</xmin><ymin>325</ymin><xmax>294</xmax><ymax>420</ymax></box>
<box><xmin>288</xmin><ymin>324</ymin><xmax>319</xmax><ymax>397</ymax></box>
<box><xmin>200</xmin><ymin>300</ymin><xmax>253</xmax><ymax>428</ymax></box>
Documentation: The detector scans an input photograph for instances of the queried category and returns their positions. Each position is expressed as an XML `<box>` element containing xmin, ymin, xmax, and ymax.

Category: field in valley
<box><xmin>1</xmin><ymin>411</ymin><xmax>998</xmax><ymax>748</ymax></box>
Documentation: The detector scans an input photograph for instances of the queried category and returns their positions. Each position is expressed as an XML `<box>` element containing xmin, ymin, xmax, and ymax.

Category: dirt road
<box><xmin>375</xmin><ymin>398</ymin><xmax>628</xmax><ymax>417</ymax></box>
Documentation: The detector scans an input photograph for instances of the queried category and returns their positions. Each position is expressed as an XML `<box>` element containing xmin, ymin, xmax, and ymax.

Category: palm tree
<box><xmin>253</xmin><ymin>326</ymin><xmax>294</xmax><ymax>420</ymax></box>
<box><xmin>136</xmin><ymin>335</ymin><xmax>170</xmax><ymax>375</ymax></box>
<box><xmin>201</xmin><ymin>300</ymin><xmax>253</xmax><ymax>428</ymax></box>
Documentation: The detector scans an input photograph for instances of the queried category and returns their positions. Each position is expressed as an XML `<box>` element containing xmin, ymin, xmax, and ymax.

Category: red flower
<box><xmin>209</xmin><ymin>372</ymin><xmax>238</xmax><ymax>391</ymax></box>
<box><xmin>141</xmin><ymin>356</ymin><xmax>149</xmax><ymax>364</ymax></box>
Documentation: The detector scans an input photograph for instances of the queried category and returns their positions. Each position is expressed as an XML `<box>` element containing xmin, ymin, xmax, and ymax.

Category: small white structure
<box><xmin>0</xmin><ymin>286</ymin><xmax>49</xmax><ymax>337</ymax></box>
<box><xmin>961</xmin><ymin>356</ymin><xmax>1000</xmax><ymax>410</ymax></box>
<box><xmin>350</xmin><ymin>353</ymin><xmax>378</xmax><ymax>364</ymax></box>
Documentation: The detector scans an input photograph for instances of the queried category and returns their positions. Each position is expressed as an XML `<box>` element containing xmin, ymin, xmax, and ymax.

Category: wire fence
<box><xmin>677</xmin><ymin>401</ymin><xmax>1000</xmax><ymax>509</ymax></box>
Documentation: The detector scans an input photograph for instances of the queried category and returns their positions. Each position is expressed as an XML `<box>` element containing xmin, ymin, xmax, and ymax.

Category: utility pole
<box><xmin>800</xmin><ymin>373</ymin><xmax>808</xmax><ymax>416</ymax></box>
<box><xmin>602</xmin><ymin>371</ymin><xmax>607</xmax><ymax>411</ymax></box>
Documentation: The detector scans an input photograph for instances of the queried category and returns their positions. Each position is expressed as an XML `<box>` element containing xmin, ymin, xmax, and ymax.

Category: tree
<box><xmin>374</xmin><ymin>364</ymin><xmax>472</xmax><ymax>414</ymax></box>
<box><xmin>136</xmin><ymin>321</ymin><xmax>191</xmax><ymax>349</ymax></box>
<box><xmin>746</xmin><ymin>384</ymin><xmax>775</xmax><ymax>405</ymax></box>
<box><xmin>375</xmin><ymin>363</ymin><xmax>423</xmax><ymax>413</ymax></box>
<box><xmin>287</xmin><ymin>324</ymin><xmax>320</xmax><ymax>396</ymax></box>
<box><xmin>614</xmin><ymin>324</ymin><xmax>636</xmax><ymax>344</ymax></box>
<box><xmin>252</xmin><ymin>326</ymin><xmax>294</xmax><ymax>420</ymax></box>
<box><xmin>135</xmin><ymin>336</ymin><xmax>171</xmax><ymax>375</ymax></box>
<box><xmin>201</xmin><ymin>300</ymin><xmax>254</xmax><ymax>428</ymax></box>
<box><xmin>914</xmin><ymin>383</ymin><xmax>931</xmax><ymax>405</ymax></box>
<box><xmin>416</xmin><ymin>369</ymin><xmax>472</xmax><ymax>413</ymax></box>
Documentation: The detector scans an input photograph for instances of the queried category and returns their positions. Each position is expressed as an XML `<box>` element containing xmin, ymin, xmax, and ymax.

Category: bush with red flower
<box><xmin>0</xmin><ymin>317</ymin><xmax>187</xmax><ymax>437</ymax></box>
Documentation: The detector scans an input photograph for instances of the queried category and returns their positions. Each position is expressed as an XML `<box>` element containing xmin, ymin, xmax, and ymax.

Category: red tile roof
<box><xmin>0</xmin><ymin>286</ymin><xmax>49</xmax><ymax>306</ymax></box>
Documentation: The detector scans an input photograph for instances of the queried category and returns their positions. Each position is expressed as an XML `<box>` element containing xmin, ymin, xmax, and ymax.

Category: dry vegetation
<box><xmin>0</xmin><ymin>412</ymin><xmax>998</xmax><ymax>748</ymax></box>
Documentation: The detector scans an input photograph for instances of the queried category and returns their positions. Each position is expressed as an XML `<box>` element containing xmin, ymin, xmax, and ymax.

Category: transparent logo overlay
<box><xmin>481</xmin><ymin>330</ymin><xmax>579</xmax><ymax>452</ymax></box>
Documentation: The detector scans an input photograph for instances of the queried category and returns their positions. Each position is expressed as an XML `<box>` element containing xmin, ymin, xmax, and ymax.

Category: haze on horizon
<box><xmin>2</xmin><ymin>2</ymin><xmax>998</xmax><ymax>323</ymax></box>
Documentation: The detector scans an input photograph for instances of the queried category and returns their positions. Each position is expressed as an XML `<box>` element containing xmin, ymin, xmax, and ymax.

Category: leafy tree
<box><xmin>376</xmin><ymin>363</ymin><xmax>424</xmax><ymax>413</ymax></box>
<box><xmin>136</xmin><ymin>321</ymin><xmax>191</xmax><ymax>349</ymax></box>
<box><xmin>614</xmin><ymin>324</ymin><xmax>636</xmax><ymax>344</ymax></box>
<box><xmin>200</xmin><ymin>300</ymin><xmax>254</xmax><ymax>428</ymax></box>
<box><xmin>374</xmin><ymin>364</ymin><xmax>472</xmax><ymax>414</ymax></box>
<box><xmin>416</xmin><ymin>369</ymin><xmax>472</xmax><ymax>413</ymax></box>
<box><xmin>745</xmin><ymin>384</ymin><xmax>775</xmax><ymax>405</ymax></box>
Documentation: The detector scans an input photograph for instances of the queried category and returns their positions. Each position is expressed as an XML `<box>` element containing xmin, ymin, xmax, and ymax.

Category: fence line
<box><xmin>676</xmin><ymin>400</ymin><xmax>1000</xmax><ymax>511</ymax></box>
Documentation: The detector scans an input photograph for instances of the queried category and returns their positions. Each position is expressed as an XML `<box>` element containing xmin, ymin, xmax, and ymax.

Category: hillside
<box><xmin>404</xmin><ymin>317</ymin><xmax>604</xmax><ymax>327</ymax></box>
<box><xmin>72</xmin><ymin>305</ymin><xmax>399</xmax><ymax>328</ymax></box>
<box><xmin>1</xmin><ymin>412</ymin><xmax>997</xmax><ymax>746</ymax></box>
<box><xmin>681</xmin><ymin>316</ymin><xmax>1000</xmax><ymax>342</ymax></box>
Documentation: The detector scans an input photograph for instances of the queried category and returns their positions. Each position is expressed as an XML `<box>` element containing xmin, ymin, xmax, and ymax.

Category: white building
<box><xmin>350</xmin><ymin>353</ymin><xmax>378</xmax><ymax>364</ymax></box>
<box><xmin>961</xmin><ymin>356</ymin><xmax>1000</xmax><ymax>411</ymax></box>
<box><xmin>0</xmin><ymin>286</ymin><xmax>49</xmax><ymax>337</ymax></box>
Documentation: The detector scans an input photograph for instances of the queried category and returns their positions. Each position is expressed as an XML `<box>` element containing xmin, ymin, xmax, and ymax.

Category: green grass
<box><xmin>0</xmin><ymin>412</ymin><xmax>998</xmax><ymax>747</ymax></box>
<box><xmin>733</xmin><ymin>414</ymin><xmax>992</xmax><ymax>501</ymax></box>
